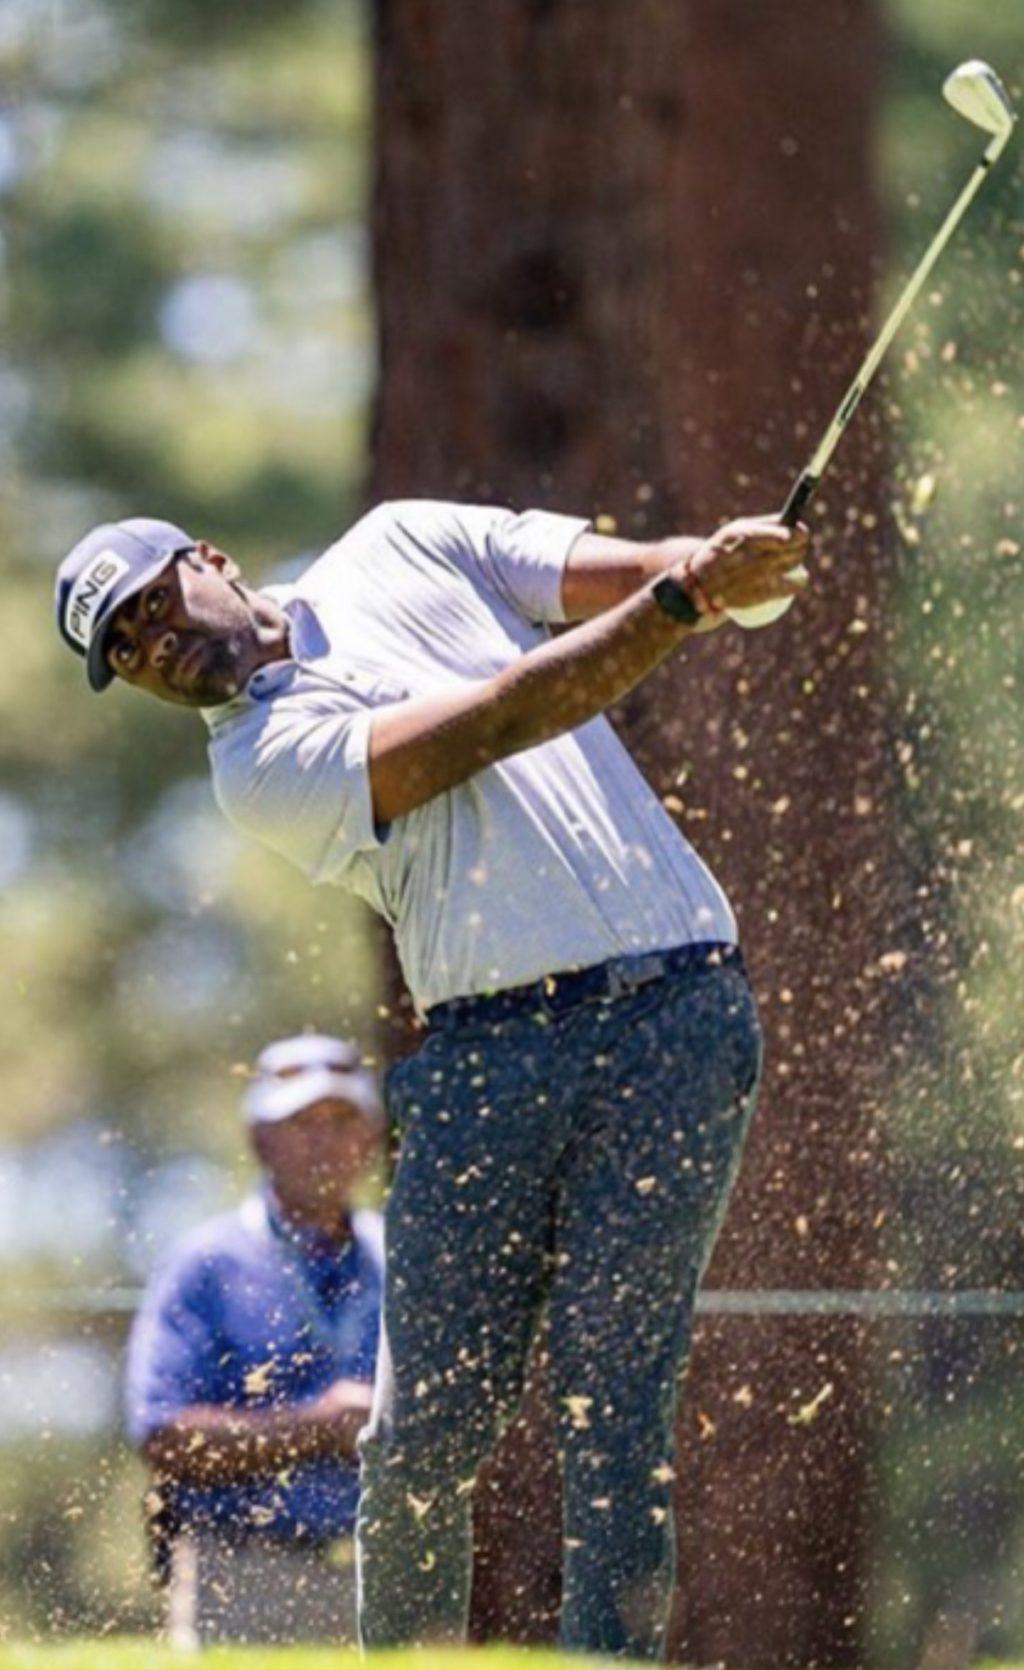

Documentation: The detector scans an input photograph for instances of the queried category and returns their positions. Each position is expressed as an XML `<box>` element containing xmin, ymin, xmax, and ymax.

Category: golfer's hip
<box><xmin>423</xmin><ymin>939</ymin><xmax>744</xmax><ymax>1031</ymax></box>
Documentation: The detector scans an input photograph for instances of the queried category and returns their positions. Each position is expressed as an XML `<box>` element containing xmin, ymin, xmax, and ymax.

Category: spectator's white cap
<box><xmin>243</xmin><ymin>1034</ymin><xmax>383</xmax><ymax>1128</ymax></box>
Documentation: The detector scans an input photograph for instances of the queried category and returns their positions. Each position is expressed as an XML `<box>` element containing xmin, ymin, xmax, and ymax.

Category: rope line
<box><xmin>17</xmin><ymin>1288</ymin><xmax>1024</xmax><ymax>1319</ymax></box>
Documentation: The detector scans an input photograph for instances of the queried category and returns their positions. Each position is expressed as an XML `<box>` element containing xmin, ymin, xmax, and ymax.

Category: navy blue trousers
<box><xmin>357</xmin><ymin>946</ymin><xmax>761</xmax><ymax>1659</ymax></box>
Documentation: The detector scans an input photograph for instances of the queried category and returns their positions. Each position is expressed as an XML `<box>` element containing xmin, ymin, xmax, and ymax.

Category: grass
<box><xmin>0</xmin><ymin>1645</ymin><xmax>615</xmax><ymax>1669</ymax></box>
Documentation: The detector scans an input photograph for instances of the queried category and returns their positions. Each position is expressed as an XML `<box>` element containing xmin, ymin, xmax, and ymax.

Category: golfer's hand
<box><xmin>677</xmin><ymin>517</ymin><xmax>811</xmax><ymax>617</ymax></box>
<box><xmin>308</xmin><ymin>1378</ymin><xmax>374</xmax><ymax>1422</ymax></box>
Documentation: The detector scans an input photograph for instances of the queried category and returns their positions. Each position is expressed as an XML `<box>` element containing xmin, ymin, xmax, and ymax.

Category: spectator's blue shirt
<box><xmin>125</xmin><ymin>1190</ymin><xmax>383</xmax><ymax>1543</ymax></box>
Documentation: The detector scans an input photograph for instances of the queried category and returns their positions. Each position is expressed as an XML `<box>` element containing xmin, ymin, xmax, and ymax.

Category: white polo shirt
<box><xmin>203</xmin><ymin>501</ymin><xmax>736</xmax><ymax>1011</ymax></box>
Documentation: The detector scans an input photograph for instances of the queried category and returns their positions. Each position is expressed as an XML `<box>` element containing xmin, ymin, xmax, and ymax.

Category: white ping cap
<box><xmin>243</xmin><ymin>1033</ymin><xmax>383</xmax><ymax>1128</ymax></box>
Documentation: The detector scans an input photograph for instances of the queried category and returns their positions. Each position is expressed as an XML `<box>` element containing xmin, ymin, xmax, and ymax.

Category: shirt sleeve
<box><xmin>385</xmin><ymin>501</ymin><xmax>591</xmax><ymax>625</ymax></box>
<box><xmin>124</xmin><ymin>1250</ymin><xmax>222</xmax><ymax>1447</ymax></box>
<box><xmin>212</xmin><ymin>701</ymin><xmax>383</xmax><ymax>886</ymax></box>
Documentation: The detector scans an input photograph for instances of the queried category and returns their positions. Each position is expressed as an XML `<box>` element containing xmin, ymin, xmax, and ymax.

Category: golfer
<box><xmin>55</xmin><ymin>500</ymin><xmax>809</xmax><ymax>1659</ymax></box>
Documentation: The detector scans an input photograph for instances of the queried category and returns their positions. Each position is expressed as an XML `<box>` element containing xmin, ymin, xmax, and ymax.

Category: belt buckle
<box><xmin>537</xmin><ymin>972</ymin><xmax>562</xmax><ymax>1020</ymax></box>
<box><xmin>607</xmin><ymin>952</ymin><xmax>665</xmax><ymax>1002</ymax></box>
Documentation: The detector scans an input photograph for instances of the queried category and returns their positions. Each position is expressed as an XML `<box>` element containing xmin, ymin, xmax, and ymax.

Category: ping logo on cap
<box><xmin>65</xmin><ymin>550</ymin><xmax>130</xmax><ymax>650</ymax></box>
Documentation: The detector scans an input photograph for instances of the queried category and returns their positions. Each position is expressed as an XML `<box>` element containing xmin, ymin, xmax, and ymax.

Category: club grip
<box><xmin>780</xmin><ymin>472</ymin><xmax>819</xmax><ymax>529</ymax></box>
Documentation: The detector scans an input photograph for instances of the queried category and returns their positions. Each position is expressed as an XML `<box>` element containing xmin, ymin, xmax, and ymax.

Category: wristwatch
<box><xmin>651</xmin><ymin>573</ymin><xmax>702</xmax><ymax>627</ymax></box>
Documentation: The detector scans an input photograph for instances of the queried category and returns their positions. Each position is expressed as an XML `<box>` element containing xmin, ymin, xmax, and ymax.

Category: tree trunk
<box><xmin>372</xmin><ymin>2</ymin><xmax>908</xmax><ymax>1664</ymax></box>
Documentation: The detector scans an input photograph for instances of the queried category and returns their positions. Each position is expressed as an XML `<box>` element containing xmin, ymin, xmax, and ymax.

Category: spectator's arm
<box><xmin>143</xmin><ymin>1378</ymin><xmax>373</xmax><ymax>1485</ymax></box>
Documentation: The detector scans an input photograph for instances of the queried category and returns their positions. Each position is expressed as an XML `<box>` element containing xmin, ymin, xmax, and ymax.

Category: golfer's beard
<box><xmin>190</xmin><ymin>635</ymin><xmax>250</xmax><ymax>704</ymax></box>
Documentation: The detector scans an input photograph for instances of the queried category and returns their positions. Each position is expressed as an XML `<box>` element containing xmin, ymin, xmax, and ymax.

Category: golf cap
<box><xmin>243</xmin><ymin>1034</ymin><xmax>384</xmax><ymax>1129</ymax></box>
<box><xmin>54</xmin><ymin>517</ymin><xmax>196</xmax><ymax>692</ymax></box>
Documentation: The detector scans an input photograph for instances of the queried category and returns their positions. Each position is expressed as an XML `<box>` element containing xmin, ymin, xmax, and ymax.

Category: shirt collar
<box><xmin>200</xmin><ymin>586</ymin><xmax>309</xmax><ymax>732</ymax></box>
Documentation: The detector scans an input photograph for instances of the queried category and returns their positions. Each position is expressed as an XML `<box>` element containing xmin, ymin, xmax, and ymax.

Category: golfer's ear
<box><xmin>194</xmin><ymin>540</ymin><xmax>241</xmax><ymax>582</ymax></box>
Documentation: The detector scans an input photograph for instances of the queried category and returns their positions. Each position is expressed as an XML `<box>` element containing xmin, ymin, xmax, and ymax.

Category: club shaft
<box><xmin>781</xmin><ymin>125</ymin><xmax>1011</xmax><ymax>526</ymax></box>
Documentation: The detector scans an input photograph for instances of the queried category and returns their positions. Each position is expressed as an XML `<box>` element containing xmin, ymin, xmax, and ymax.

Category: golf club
<box><xmin>730</xmin><ymin>59</ymin><xmax>1016</xmax><ymax>629</ymax></box>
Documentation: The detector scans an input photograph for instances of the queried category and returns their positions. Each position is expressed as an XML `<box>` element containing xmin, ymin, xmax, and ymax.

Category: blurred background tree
<box><xmin>372</xmin><ymin>2</ymin><xmax>896</xmax><ymax>1663</ymax></box>
<box><xmin>0</xmin><ymin>0</ymin><xmax>1022</xmax><ymax>1660</ymax></box>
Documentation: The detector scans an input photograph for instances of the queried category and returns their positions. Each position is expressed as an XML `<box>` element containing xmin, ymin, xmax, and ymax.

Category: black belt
<box><xmin>425</xmin><ymin>941</ymin><xmax>742</xmax><ymax>1030</ymax></box>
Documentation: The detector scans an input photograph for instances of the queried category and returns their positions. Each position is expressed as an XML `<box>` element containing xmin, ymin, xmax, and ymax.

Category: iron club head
<box><xmin>942</xmin><ymin>60</ymin><xmax>1016</xmax><ymax>139</ymax></box>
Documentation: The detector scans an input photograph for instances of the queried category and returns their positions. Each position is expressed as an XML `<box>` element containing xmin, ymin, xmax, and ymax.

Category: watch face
<box><xmin>653</xmin><ymin>575</ymin><xmax>701</xmax><ymax>626</ymax></box>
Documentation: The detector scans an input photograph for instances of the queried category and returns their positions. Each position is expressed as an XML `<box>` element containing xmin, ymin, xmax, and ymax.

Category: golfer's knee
<box><xmin>360</xmin><ymin>1398</ymin><xmax>497</xmax><ymax>1493</ymax></box>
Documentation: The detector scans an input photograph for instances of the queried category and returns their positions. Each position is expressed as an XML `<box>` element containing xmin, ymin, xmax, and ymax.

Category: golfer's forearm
<box><xmin>370</xmin><ymin>578</ymin><xmax>699</xmax><ymax>821</ymax></box>
<box><xmin>488</xmin><ymin>579</ymin><xmax>694</xmax><ymax>754</ymax></box>
<box><xmin>144</xmin><ymin>1403</ymin><xmax>362</xmax><ymax>1483</ymax></box>
<box><xmin>371</xmin><ymin>513</ymin><xmax>806</xmax><ymax>820</ymax></box>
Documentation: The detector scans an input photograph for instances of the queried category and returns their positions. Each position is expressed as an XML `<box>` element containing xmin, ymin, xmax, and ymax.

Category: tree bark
<box><xmin>372</xmin><ymin>2</ymin><xmax>908</xmax><ymax>1664</ymax></box>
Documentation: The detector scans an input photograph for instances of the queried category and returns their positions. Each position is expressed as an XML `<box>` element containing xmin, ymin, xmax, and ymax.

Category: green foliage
<box><xmin>866</xmin><ymin>5</ymin><xmax>1024</xmax><ymax>1665</ymax></box>
<box><xmin>0</xmin><ymin>0</ymin><xmax>378</xmax><ymax>1639</ymax></box>
<box><xmin>880</xmin><ymin>0</ymin><xmax>1024</xmax><ymax>1275</ymax></box>
<box><xmin>12</xmin><ymin>208</ymin><xmax>168</xmax><ymax>357</ymax></box>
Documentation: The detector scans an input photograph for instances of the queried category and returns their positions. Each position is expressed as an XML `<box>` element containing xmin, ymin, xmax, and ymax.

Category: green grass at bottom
<box><xmin>0</xmin><ymin>1643</ymin><xmax>617</xmax><ymax>1670</ymax></box>
<box><xmin>5</xmin><ymin>1649</ymin><xmax>1024</xmax><ymax>1670</ymax></box>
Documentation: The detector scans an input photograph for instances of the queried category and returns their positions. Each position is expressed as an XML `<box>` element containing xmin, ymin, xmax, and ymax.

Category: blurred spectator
<box><xmin>125</xmin><ymin>1035</ymin><xmax>384</xmax><ymax>1647</ymax></box>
